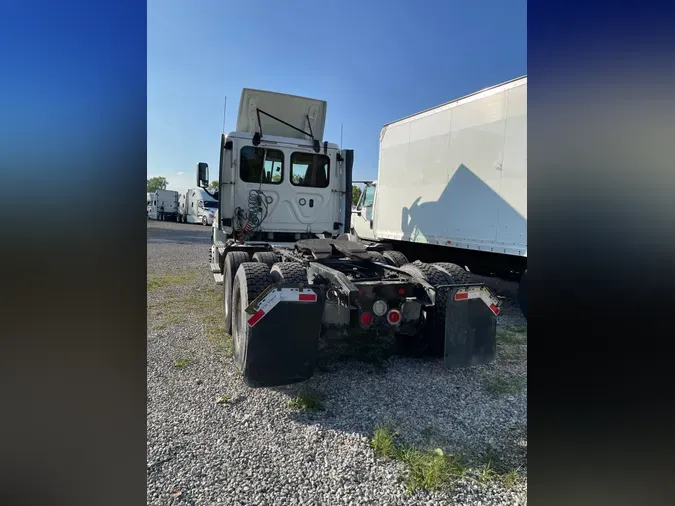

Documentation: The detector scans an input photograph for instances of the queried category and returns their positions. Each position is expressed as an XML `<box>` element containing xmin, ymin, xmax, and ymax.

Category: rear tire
<box><xmin>366</xmin><ymin>251</ymin><xmax>387</xmax><ymax>263</ymax></box>
<box><xmin>518</xmin><ymin>269</ymin><xmax>528</xmax><ymax>320</ymax></box>
<box><xmin>399</xmin><ymin>262</ymin><xmax>452</xmax><ymax>357</ymax></box>
<box><xmin>431</xmin><ymin>262</ymin><xmax>471</xmax><ymax>284</ymax></box>
<box><xmin>231</xmin><ymin>263</ymin><xmax>273</xmax><ymax>374</ymax></box>
<box><xmin>382</xmin><ymin>250</ymin><xmax>409</xmax><ymax>267</ymax></box>
<box><xmin>223</xmin><ymin>251</ymin><xmax>251</xmax><ymax>335</ymax></box>
<box><xmin>252</xmin><ymin>252</ymin><xmax>279</xmax><ymax>269</ymax></box>
<box><xmin>270</xmin><ymin>262</ymin><xmax>308</xmax><ymax>284</ymax></box>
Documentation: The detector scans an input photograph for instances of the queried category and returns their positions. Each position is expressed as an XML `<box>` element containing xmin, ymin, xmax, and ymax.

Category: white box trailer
<box><xmin>352</xmin><ymin>76</ymin><xmax>527</xmax><ymax>316</ymax></box>
<box><xmin>178</xmin><ymin>188</ymin><xmax>218</xmax><ymax>225</ymax></box>
<box><xmin>148</xmin><ymin>189</ymin><xmax>179</xmax><ymax>221</ymax></box>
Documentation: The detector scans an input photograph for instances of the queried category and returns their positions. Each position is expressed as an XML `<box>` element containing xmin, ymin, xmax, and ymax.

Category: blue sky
<box><xmin>148</xmin><ymin>0</ymin><xmax>526</xmax><ymax>193</ymax></box>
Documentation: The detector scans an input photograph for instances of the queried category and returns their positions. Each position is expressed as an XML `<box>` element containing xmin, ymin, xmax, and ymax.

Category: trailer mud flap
<box><xmin>242</xmin><ymin>285</ymin><xmax>325</xmax><ymax>388</ymax></box>
<box><xmin>444</xmin><ymin>286</ymin><xmax>499</xmax><ymax>368</ymax></box>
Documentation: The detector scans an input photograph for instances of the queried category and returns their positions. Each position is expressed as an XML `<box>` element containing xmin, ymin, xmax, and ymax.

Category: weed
<box><xmin>371</xmin><ymin>427</ymin><xmax>523</xmax><ymax>493</ymax></box>
<box><xmin>174</xmin><ymin>357</ymin><xmax>192</xmax><ymax>369</ymax></box>
<box><xmin>215</xmin><ymin>395</ymin><xmax>230</xmax><ymax>405</ymax></box>
<box><xmin>399</xmin><ymin>447</ymin><xmax>467</xmax><ymax>493</ymax></box>
<box><xmin>147</xmin><ymin>270</ymin><xmax>198</xmax><ymax>291</ymax></box>
<box><xmin>372</xmin><ymin>426</ymin><xmax>398</xmax><ymax>459</ymax></box>
<box><xmin>484</xmin><ymin>376</ymin><xmax>525</xmax><ymax>397</ymax></box>
<box><xmin>501</xmin><ymin>469</ymin><xmax>520</xmax><ymax>488</ymax></box>
<box><xmin>288</xmin><ymin>389</ymin><xmax>325</xmax><ymax>411</ymax></box>
<box><xmin>474</xmin><ymin>459</ymin><xmax>498</xmax><ymax>484</ymax></box>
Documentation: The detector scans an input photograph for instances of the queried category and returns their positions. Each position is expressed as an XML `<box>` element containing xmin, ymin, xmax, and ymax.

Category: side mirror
<box><xmin>197</xmin><ymin>162</ymin><xmax>209</xmax><ymax>188</ymax></box>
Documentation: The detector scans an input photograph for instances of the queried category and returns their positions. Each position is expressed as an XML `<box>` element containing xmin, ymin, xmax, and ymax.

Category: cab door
<box><xmin>352</xmin><ymin>183</ymin><xmax>376</xmax><ymax>240</ymax></box>
<box><xmin>283</xmin><ymin>149</ymin><xmax>338</xmax><ymax>234</ymax></box>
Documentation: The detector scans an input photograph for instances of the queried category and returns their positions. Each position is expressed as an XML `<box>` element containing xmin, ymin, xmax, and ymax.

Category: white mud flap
<box><xmin>444</xmin><ymin>286</ymin><xmax>500</xmax><ymax>368</ymax></box>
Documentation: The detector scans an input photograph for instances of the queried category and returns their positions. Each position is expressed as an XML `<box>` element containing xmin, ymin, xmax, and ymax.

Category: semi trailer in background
<box><xmin>351</xmin><ymin>76</ymin><xmax>528</xmax><ymax>318</ymax></box>
<box><xmin>178</xmin><ymin>188</ymin><xmax>218</xmax><ymax>225</ymax></box>
<box><xmin>148</xmin><ymin>189</ymin><xmax>180</xmax><ymax>221</ymax></box>
<box><xmin>198</xmin><ymin>87</ymin><xmax>501</xmax><ymax>388</ymax></box>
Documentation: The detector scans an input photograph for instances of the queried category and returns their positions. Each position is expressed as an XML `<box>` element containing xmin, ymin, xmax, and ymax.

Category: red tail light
<box><xmin>360</xmin><ymin>312</ymin><xmax>373</xmax><ymax>327</ymax></box>
<box><xmin>387</xmin><ymin>310</ymin><xmax>401</xmax><ymax>325</ymax></box>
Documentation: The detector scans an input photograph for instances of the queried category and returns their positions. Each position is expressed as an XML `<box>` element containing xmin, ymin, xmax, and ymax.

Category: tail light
<box><xmin>360</xmin><ymin>312</ymin><xmax>373</xmax><ymax>327</ymax></box>
<box><xmin>386</xmin><ymin>309</ymin><xmax>402</xmax><ymax>325</ymax></box>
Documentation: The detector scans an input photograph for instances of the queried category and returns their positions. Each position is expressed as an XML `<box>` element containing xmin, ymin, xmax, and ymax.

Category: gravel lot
<box><xmin>147</xmin><ymin>220</ymin><xmax>527</xmax><ymax>506</ymax></box>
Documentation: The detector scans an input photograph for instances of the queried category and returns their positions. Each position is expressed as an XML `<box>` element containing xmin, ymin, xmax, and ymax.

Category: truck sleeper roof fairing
<box><xmin>236</xmin><ymin>89</ymin><xmax>327</xmax><ymax>143</ymax></box>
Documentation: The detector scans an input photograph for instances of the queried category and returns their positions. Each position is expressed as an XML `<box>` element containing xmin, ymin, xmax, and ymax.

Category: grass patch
<box><xmin>147</xmin><ymin>270</ymin><xmax>198</xmax><ymax>291</ymax></box>
<box><xmin>400</xmin><ymin>447</ymin><xmax>468</xmax><ymax>492</ymax></box>
<box><xmin>501</xmin><ymin>469</ymin><xmax>521</xmax><ymax>489</ymax></box>
<box><xmin>484</xmin><ymin>376</ymin><xmax>525</xmax><ymax>397</ymax></box>
<box><xmin>173</xmin><ymin>357</ymin><xmax>192</xmax><ymax>369</ymax></box>
<box><xmin>288</xmin><ymin>389</ymin><xmax>325</xmax><ymax>411</ymax></box>
<box><xmin>148</xmin><ymin>286</ymin><xmax>233</xmax><ymax>359</ymax></box>
<box><xmin>371</xmin><ymin>426</ymin><xmax>523</xmax><ymax>493</ymax></box>
<box><xmin>372</xmin><ymin>426</ymin><xmax>398</xmax><ymax>459</ymax></box>
<box><xmin>497</xmin><ymin>325</ymin><xmax>527</xmax><ymax>345</ymax></box>
<box><xmin>215</xmin><ymin>395</ymin><xmax>230</xmax><ymax>405</ymax></box>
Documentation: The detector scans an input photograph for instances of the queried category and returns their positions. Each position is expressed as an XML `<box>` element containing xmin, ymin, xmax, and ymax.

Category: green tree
<box><xmin>208</xmin><ymin>181</ymin><xmax>219</xmax><ymax>190</ymax></box>
<box><xmin>352</xmin><ymin>185</ymin><xmax>362</xmax><ymax>206</ymax></box>
<box><xmin>147</xmin><ymin>176</ymin><xmax>168</xmax><ymax>192</ymax></box>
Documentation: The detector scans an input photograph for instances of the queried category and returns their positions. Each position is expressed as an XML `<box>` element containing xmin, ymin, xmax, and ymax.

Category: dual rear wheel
<box><xmin>223</xmin><ymin>251</ymin><xmax>310</xmax><ymax>374</ymax></box>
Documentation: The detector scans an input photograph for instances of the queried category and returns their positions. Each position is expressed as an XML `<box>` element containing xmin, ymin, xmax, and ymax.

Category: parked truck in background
<box><xmin>351</xmin><ymin>76</ymin><xmax>528</xmax><ymax>318</ymax></box>
<box><xmin>148</xmin><ymin>189</ymin><xmax>180</xmax><ymax>221</ymax></box>
<box><xmin>178</xmin><ymin>188</ymin><xmax>219</xmax><ymax>225</ymax></box>
<box><xmin>199</xmin><ymin>87</ymin><xmax>501</xmax><ymax>388</ymax></box>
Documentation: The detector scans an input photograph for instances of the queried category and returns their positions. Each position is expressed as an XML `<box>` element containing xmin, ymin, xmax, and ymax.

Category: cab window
<box><xmin>363</xmin><ymin>185</ymin><xmax>376</xmax><ymax>207</ymax></box>
<box><xmin>240</xmin><ymin>147</ymin><xmax>284</xmax><ymax>184</ymax></box>
<box><xmin>290</xmin><ymin>152</ymin><xmax>330</xmax><ymax>188</ymax></box>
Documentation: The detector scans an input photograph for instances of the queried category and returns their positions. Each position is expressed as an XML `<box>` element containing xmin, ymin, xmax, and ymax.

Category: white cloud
<box><xmin>177</xmin><ymin>171</ymin><xmax>184</xmax><ymax>176</ymax></box>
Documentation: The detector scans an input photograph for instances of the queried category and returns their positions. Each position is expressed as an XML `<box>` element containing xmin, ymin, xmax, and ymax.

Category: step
<box><xmin>214</xmin><ymin>273</ymin><xmax>224</xmax><ymax>285</ymax></box>
<box><xmin>214</xmin><ymin>241</ymin><xmax>227</xmax><ymax>249</ymax></box>
<box><xmin>210</xmin><ymin>262</ymin><xmax>221</xmax><ymax>273</ymax></box>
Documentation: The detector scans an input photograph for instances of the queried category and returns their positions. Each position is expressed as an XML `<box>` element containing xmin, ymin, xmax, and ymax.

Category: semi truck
<box><xmin>200</xmin><ymin>88</ymin><xmax>502</xmax><ymax>388</ymax></box>
<box><xmin>351</xmin><ymin>76</ymin><xmax>528</xmax><ymax>318</ymax></box>
<box><xmin>178</xmin><ymin>188</ymin><xmax>218</xmax><ymax>225</ymax></box>
<box><xmin>147</xmin><ymin>189</ymin><xmax>179</xmax><ymax>221</ymax></box>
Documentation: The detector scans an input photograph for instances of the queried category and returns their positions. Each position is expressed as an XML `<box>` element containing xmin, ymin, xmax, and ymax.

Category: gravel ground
<box><xmin>147</xmin><ymin>220</ymin><xmax>527</xmax><ymax>506</ymax></box>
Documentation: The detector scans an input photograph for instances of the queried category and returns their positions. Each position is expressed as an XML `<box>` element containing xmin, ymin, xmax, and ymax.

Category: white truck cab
<box><xmin>179</xmin><ymin>188</ymin><xmax>218</xmax><ymax>225</ymax></box>
<box><xmin>202</xmin><ymin>88</ymin><xmax>353</xmax><ymax>244</ymax></box>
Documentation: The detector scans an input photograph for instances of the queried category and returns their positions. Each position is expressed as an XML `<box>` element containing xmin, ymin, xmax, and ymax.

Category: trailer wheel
<box><xmin>366</xmin><ymin>251</ymin><xmax>387</xmax><ymax>263</ymax></box>
<box><xmin>431</xmin><ymin>262</ymin><xmax>471</xmax><ymax>284</ymax></box>
<box><xmin>382</xmin><ymin>250</ymin><xmax>409</xmax><ymax>267</ymax></box>
<box><xmin>518</xmin><ymin>269</ymin><xmax>528</xmax><ymax>320</ymax></box>
<box><xmin>231</xmin><ymin>263</ymin><xmax>273</xmax><ymax>374</ymax></box>
<box><xmin>223</xmin><ymin>251</ymin><xmax>251</xmax><ymax>335</ymax></box>
<box><xmin>252</xmin><ymin>252</ymin><xmax>279</xmax><ymax>270</ymax></box>
<box><xmin>399</xmin><ymin>262</ymin><xmax>452</xmax><ymax>357</ymax></box>
<box><xmin>270</xmin><ymin>262</ymin><xmax>308</xmax><ymax>284</ymax></box>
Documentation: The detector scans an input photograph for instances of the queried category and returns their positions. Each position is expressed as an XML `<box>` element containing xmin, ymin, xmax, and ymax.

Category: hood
<box><xmin>237</xmin><ymin>88</ymin><xmax>327</xmax><ymax>142</ymax></box>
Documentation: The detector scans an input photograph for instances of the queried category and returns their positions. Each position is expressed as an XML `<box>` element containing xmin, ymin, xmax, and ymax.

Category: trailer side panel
<box><xmin>374</xmin><ymin>77</ymin><xmax>527</xmax><ymax>258</ymax></box>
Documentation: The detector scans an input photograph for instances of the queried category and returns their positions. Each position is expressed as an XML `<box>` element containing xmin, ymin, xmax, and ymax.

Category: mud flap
<box><xmin>243</xmin><ymin>285</ymin><xmax>325</xmax><ymax>388</ymax></box>
<box><xmin>444</xmin><ymin>287</ymin><xmax>499</xmax><ymax>368</ymax></box>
